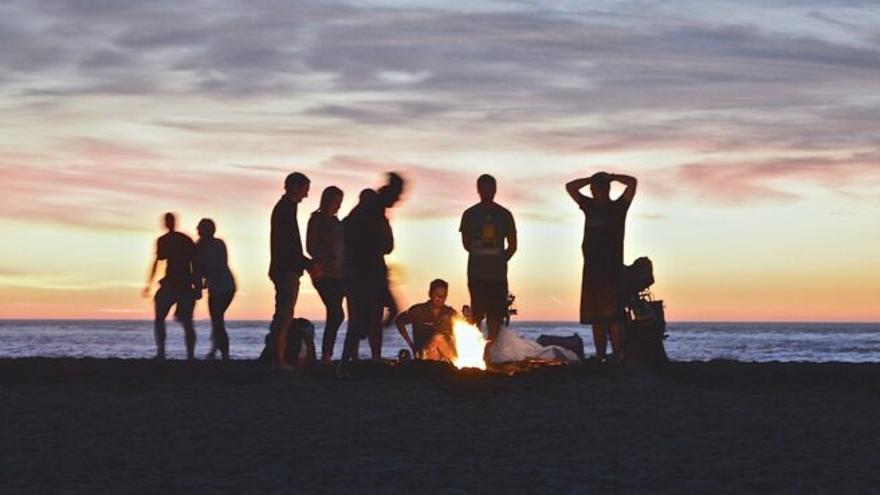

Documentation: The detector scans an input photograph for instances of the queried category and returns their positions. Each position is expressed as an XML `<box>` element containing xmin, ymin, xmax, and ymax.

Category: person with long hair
<box><xmin>193</xmin><ymin>218</ymin><xmax>236</xmax><ymax>360</ymax></box>
<box><xmin>307</xmin><ymin>186</ymin><xmax>346</xmax><ymax>364</ymax></box>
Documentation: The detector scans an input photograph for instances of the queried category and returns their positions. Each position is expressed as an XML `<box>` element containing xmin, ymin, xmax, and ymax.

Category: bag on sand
<box><xmin>258</xmin><ymin>318</ymin><xmax>317</xmax><ymax>367</ymax></box>
<box><xmin>622</xmin><ymin>297</ymin><xmax>668</xmax><ymax>367</ymax></box>
<box><xmin>536</xmin><ymin>334</ymin><xmax>586</xmax><ymax>361</ymax></box>
<box><xmin>488</xmin><ymin>328</ymin><xmax>580</xmax><ymax>363</ymax></box>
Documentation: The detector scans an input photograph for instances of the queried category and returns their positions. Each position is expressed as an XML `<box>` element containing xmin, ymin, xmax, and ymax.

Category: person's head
<box><xmin>590</xmin><ymin>171</ymin><xmax>611</xmax><ymax>201</ymax></box>
<box><xmin>378</xmin><ymin>171</ymin><xmax>405</xmax><ymax>208</ymax></box>
<box><xmin>477</xmin><ymin>174</ymin><xmax>497</xmax><ymax>202</ymax></box>
<box><xmin>319</xmin><ymin>186</ymin><xmax>344</xmax><ymax>215</ymax></box>
<box><xmin>428</xmin><ymin>278</ymin><xmax>449</xmax><ymax>309</ymax></box>
<box><xmin>359</xmin><ymin>188</ymin><xmax>377</xmax><ymax>203</ymax></box>
<box><xmin>284</xmin><ymin>172</ymin><xmax>310</xmax><ymax>203</ymax></box>
<box><xmin>163</xmin><ymin>212</ymin><xmax>176</xmax><ymax>231</ymax></box>
<box><xmin>462</xmin><ymin>304</ymin><xmax>472</xmax><ymax>318</ymax></box>
<box><xmin>196</xmin><ymin>218</ymin><xmax>216</xmax><ymax>240</ymax></box>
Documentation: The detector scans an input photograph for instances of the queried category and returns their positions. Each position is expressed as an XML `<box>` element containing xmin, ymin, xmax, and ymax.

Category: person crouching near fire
<box><xmin>395</xmin><ymin>279</ymin><xmax>458</xmax><ymax>362</ymax></box>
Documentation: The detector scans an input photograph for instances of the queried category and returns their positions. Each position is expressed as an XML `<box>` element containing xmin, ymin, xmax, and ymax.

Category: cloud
<box><xmin>655</xmin><ymin>152</ymin><xmax>880</xmax><ymax>204</ymax></box>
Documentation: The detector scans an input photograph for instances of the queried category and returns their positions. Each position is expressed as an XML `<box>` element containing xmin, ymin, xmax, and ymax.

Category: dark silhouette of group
<box><xmin>144</xmin><ymin>169</ymin><xmax>637</xmax><ymax>366</ymax></box>
<box><xmin>143</xmin><ymin>213</ymin><xmax>236</xmax><ymax>360</ymax></box>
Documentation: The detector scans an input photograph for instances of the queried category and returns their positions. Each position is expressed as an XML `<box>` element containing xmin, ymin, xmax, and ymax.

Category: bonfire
<box><xmin>451</xmin><ymin>319</ymin><xmax>488</xmax><ymax>370</ymax></box>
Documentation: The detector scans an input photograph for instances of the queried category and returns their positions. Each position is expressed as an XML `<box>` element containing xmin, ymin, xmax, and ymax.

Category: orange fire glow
<box><xmin>451</xmin><ymin>319</ymin><xmax>488</xmax><ymax>370</ymax></box>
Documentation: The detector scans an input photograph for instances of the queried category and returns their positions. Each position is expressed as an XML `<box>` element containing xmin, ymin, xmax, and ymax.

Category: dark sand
<box><xmin>1</xmin><ymin>359</ymin><xmax>878</xmax><ymax>494</ymax></box>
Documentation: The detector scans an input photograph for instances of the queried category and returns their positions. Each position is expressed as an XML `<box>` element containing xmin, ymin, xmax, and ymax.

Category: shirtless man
<box><xmin>395</xmin><ymin>279</ymin><xmax>458</xmax><ymax>362</ymax></box>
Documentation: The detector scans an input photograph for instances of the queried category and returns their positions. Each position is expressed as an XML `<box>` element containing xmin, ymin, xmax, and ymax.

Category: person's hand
<box><xmin>141</xmin><ymin>286</ymin><xmax>151</xmax><ymax>298</ymax></box>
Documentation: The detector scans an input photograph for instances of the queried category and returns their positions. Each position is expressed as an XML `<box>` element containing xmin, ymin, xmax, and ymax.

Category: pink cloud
<box><xmin>658</xmin><ymin>152</ymin><xmax>880</xmax><ymax>204</ymax></box>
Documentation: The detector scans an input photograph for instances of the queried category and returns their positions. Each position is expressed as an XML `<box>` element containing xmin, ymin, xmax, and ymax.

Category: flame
<box><xmin>451</xmin><ymin>319</ymin><xmax>488</xmax><ymax>370</ymax></box>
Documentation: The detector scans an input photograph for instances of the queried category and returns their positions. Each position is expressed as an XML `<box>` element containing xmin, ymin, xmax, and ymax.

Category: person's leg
<box><xmin>209</xmin><ymin>291</ymin><xmax>233</xmax><ymax>360</ymax></box>
<box><xmin>270</xmin><ymin>274</ymin><xmax>299</xmax><ymax>369</ymax></box>
<box><xmin>176</xmin><ymin>295</ymin><xmax>197</xmax><ymax>360</ymax></box>
<box><xmin>367</xmin><ymin>309</ymin><xmax>383</xmax><ymax>360</ymax></box>
<box><xmin>317</xmin><ymin>278</ymin><xmax>345</xmax><ymax>363</ymax></box>
<box><xmin>153</xmin><ymin>289</ymin><xmax>174</xmax><ymax>359</ymax></box>
<box><xmin>367</xmin><ymin>280</ymin><xmax>384</xmax><ymax>361</ymax></box>
<box><xmin>486</xmin><ymin>281</ymin><xmax>506</xmax><ymax>342</ymax></box>
<box><xmin>608</xmin><ymin>318</ymin><xmax>623</xmax><ymax>359</ymax></box>
<box><xmin>592</xmin><ymin>321</ymin><xmax>608</xmax><ymax>359</ymax></box>
<box><xmin>340</xmin><ymin>283</ymin><xmax>361</xmax><ymax>363</ymax></box>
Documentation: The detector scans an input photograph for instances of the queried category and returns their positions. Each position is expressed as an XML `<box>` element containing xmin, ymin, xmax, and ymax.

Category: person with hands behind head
<box><xmin>566</xmin><ymin>171</ymin><xmax>637</xmax><ymax>362</ymax></box>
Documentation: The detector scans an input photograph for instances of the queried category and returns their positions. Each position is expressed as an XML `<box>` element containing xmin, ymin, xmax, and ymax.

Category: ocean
<box><xmin>0</xmin><ymin>320</ymin><xmax>877</xmax><ymax>362</ymax></box>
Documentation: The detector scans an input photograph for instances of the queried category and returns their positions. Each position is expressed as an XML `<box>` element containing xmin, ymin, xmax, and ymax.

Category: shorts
<box><xmin>468</xmin><ymin>280</ymin><xmax>508</xmax><ymax>320</ymax></box>
<box><xmin>155</xmin><ymin>286</ymin><xmax>196</xmax><ymax>322</ymax></box>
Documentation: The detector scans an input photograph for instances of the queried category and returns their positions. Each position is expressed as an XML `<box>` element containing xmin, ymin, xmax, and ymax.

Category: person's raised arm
<box><xmin>610</xmin><ymin>173</ymin><xmax>637</xmax><ymax>203</ymax></box>
<box><xmin>394</xmin><ymin>311</ymin><xmax>416</xmax><ymax>354</ymax></box>
<box><xmin>565</xmin><ymin>177</ymin><xmax>592</xmax><ymax>204</ymax></box>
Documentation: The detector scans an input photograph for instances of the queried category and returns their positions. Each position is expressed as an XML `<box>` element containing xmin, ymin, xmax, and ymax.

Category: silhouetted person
<box><xmin>143</xmin><ymin>212</ymin><xmax>197</xmax><ymax>360</ymax></box>
<box><xmin>307</xmin><ymin>186</ymin><xmax>345</xmax><ymax>364</ymax></box>
<box><xmin>193</xmin><ymin>218</ymin><xmax>236</xmax><ymax>360</ymax></box>
<box><xmin>460</xmin><ymin>174</ymin><xmax>517</xmax><ymax>343</ymax></box>
<box><xmin>566</xmin><ymin>171</ymin><xmax>637</xmax><ymax>361</ymax></box>
<box><xmin>504</xmin><ymin>292</ymin><xmax>516</xmax><ymax>327</ymax></box>
<box><xmin>461</xmin><ymin>304</ymin><xmax>472</xmax><ymax>322</ymax></box>
<box><xmin>268</xmin><ymin>172</ymin><xmax>320</xmax><ymax>370</ymax></box>
<box><xmin>340</xmin><ymin>174</ymin><xmax>404</xmax><ymax>367</ymax></box>
<box><xmin>395</xmin><ymin>279</ymin><xmax>458</xmax><ymax>362</ymax></box>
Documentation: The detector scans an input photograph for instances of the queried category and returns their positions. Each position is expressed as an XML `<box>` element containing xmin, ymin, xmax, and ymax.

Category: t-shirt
<box><xmin>269</xmin><ymin>195</ymin><xmax>308</xmax><ymax>279</ymax></box>
<box><xmin>307</xmin><ymin>212</ymin><xmax>344</xmax><ymax>280</ymax></box>
<box><xmin>156</xmin><ymin>231</ymin><xmax>195</xmax><ymax>290</ymax></box>
<box><xmin>405</xmin><ymin>301</ymin><xmax>458</xmax><ymax>352</ymax></box>
<box><xmin>194</xmin><ymin>238</ymin><xmax>236</xmax><ymax>293</ymax></box>
<box><xmin>459</xmin><ymin>202</ymin><xmax>516</xmax><ymax>282</ymax></box>
<box><xmin>578</xmin><ymin>196</ymin><xmax>630</xmax><ymax>267</ymax></box>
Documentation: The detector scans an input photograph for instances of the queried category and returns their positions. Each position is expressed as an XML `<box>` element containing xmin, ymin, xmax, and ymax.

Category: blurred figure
<box><xmin>194</xmin><ymin>218</ymin><xmax>236</xmax><ymax>360</ymax></box>
<box><xmin>143</xmin><ymin>212</ymin><xmax>197</xmax><ymax>360</ymax></box>
<box><xmin>461</xmin><ymin>304</ymin><xmax>472</xmax><ymax>322</ymax></box>
<box><xmin>307</xmin><ymin>186</ymin><xmax>346</xmax><ymax>364</ymax></box>
<box><xmin>459</xmin><ymin>174</ymin><xmax>517</xmax><ymax>343</ymax></box>
<box><xmin>340</xmin><ymin>174</ymin><xmax>405</xmax><ymax>367</ymax></box>
<box><xmin>566</xmin><ymin>171</ymin><xmax>637</xmax><ymax>361</ymax></box>
<box><xmin>268</xmin><ymin>172</ymin><xmax>321</xmax><ymax>370</ymax></box>
<box><xmin>395</xmin><ymin>279</ymin><xmax>458</xmax><ymax>363</ymax></box>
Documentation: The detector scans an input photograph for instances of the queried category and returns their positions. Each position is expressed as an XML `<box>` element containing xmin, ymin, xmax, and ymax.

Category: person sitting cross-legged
<box><xmin>395</xmin><ymin>279</ymin><xmax>458</xmax><ymax>363</ymax></box>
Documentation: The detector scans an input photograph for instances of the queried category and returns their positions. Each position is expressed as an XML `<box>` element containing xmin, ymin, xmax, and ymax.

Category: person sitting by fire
<box><xmin>395</xmin><ymin>279</ymin><xmax>458</xmax><ymax>362</ymax></box>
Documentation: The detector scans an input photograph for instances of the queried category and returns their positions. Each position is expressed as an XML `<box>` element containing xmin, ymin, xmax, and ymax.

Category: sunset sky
<box><xmin>1</xmin><ymin>0</ymin><xmax>879</xmax><ymax>321</ymax></box>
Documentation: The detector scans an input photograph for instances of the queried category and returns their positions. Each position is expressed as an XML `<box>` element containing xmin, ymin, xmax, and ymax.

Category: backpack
<box><xmin>258</xmin><ymin>318</ymin><xmax>317</xmax><ymax>367</ymax></box>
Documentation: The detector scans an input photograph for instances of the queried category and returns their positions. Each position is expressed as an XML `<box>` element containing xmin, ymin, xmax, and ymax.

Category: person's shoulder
<box><xmin>461</xmin><ymin>203</ymin><xmax>483</xmax><ymax>219</ymax></box>
<box><xmin>406</xmin><ymin>301</ymin><xmax>430</xmax><ymax>318</ymax></box>
<box><xmin>493</xmin><ymin>202</ymin><xmax>513</xmax><ymax>215</ymax></box>
<box><xmin>175</xmin><ymin>231</ymin><xmax>195</xmax><ymax>245</ymax></box>
<box><xmin>442</xmin><ymin>305</ymin><xmax>458</xmax><ymax>317</ymax></box>
<box><xmin>272</xmin><ymin>196</ymin><xmax>291</xmax><ymax>214</ymax></box>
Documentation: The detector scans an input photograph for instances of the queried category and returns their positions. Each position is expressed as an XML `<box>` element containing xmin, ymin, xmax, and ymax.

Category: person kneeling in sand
<box><xmin>395</xmin><ymin>279</ymin><xmax>458</xmax><ymax>362</ymax></box>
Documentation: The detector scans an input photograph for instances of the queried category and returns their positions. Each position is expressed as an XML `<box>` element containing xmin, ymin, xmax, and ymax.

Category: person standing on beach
<box><xmin>193</xmin><ymin>218</ymin><xmax>236</xmax><ymax>360</ymax></box>
<box><xmin>268</xmin><ymin>172</ymin><xmax>321</xmax><ymax>370</ymax></box>
<box><xmin>143</xmin><ymin>212</ymin><xmax>197</xmax><ymax>360</ymax></box>
<box><xmin>340</xmin><ymin>174</ymin><xmax>405</xmax><ymax>366</ymax></box>
<box><xmin>566</xmin><ymin>172</ymin><xmax>637</xmax><ymax>361</ymax></box>
<box><xmin>459</xmin><ymin>174</ymin><xmax>517</xmax><ymax>343</ymax></box>
<box><xmin>307</xmin><ymin>186</ymin><xmax>346</xmax><ymax>364</ymax></box>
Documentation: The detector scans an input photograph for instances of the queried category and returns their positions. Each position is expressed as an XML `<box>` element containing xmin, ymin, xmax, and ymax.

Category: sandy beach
<box><xmin>1</xmin><ymin>358</ymin><xmax>878</xmax><ymax>494</ymax></box>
